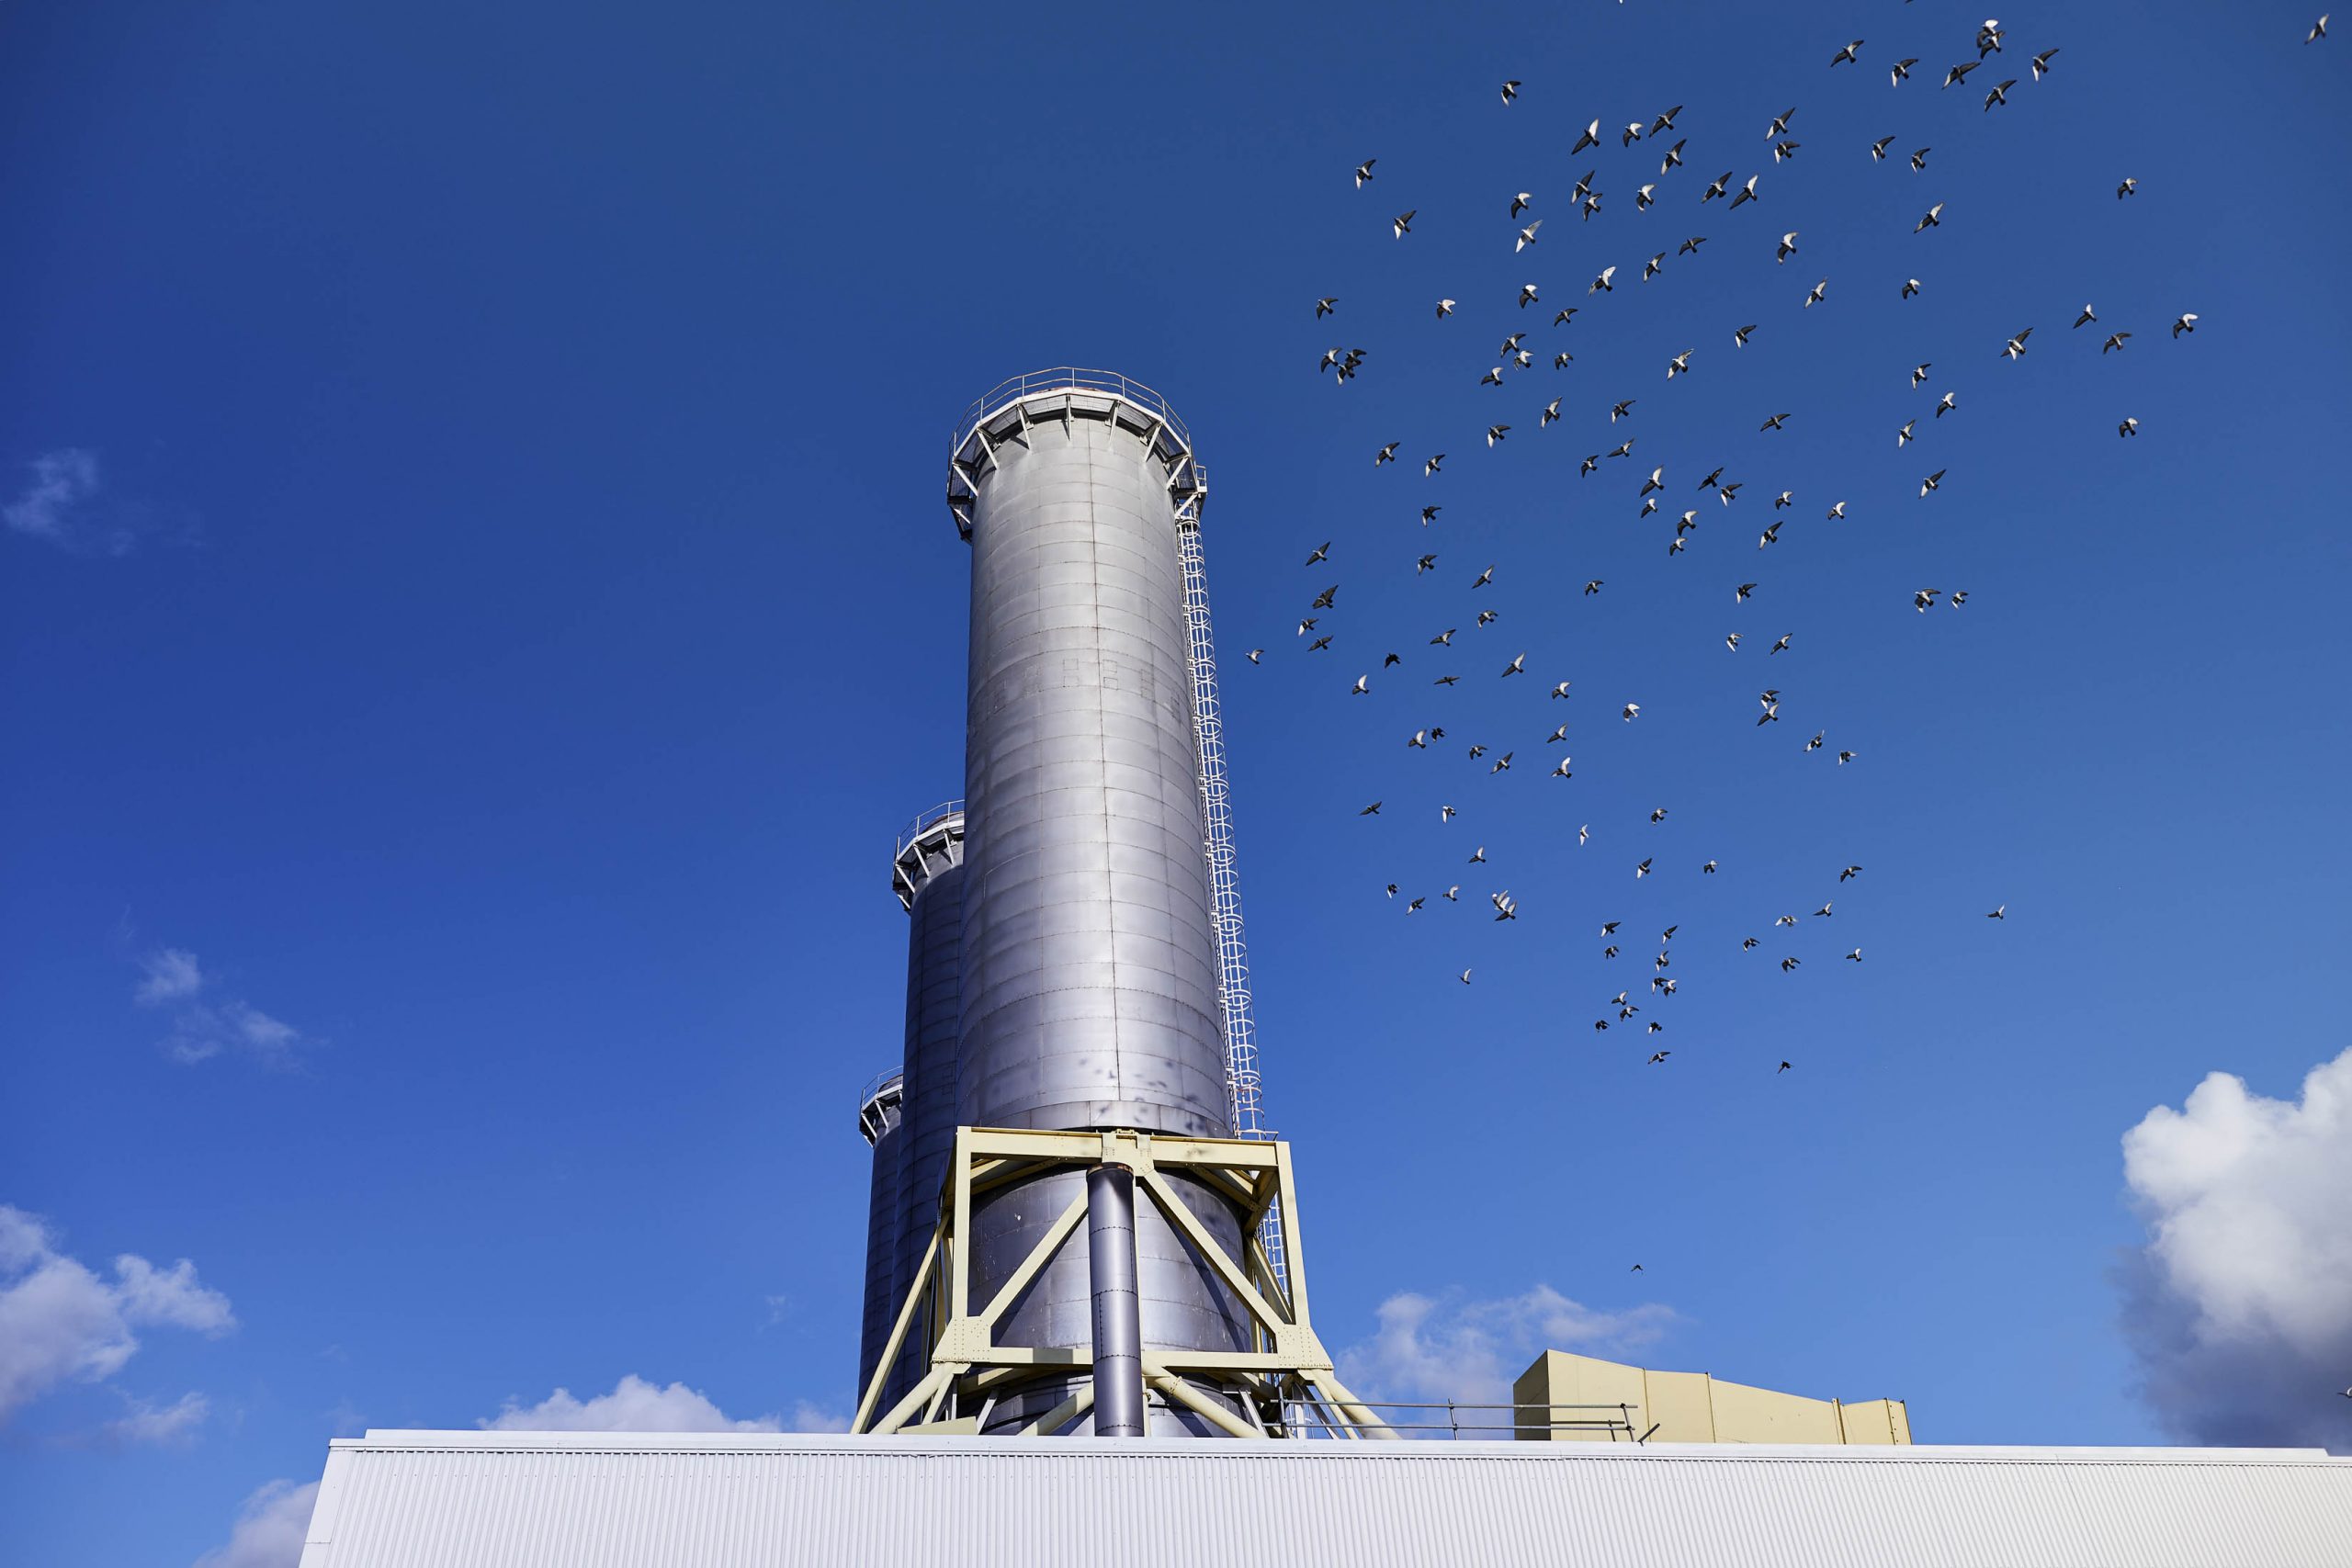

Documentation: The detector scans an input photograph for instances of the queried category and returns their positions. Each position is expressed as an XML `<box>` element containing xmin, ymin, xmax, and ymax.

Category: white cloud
<box><xmin>2120</xmin><ymin>1047</ymin><xmax>2352</xmax><ymax>1451</ymax></box>
<box><xmin>481</xmin><ymin>1373</ymin><xmax>843</xmax><ymax>1434</ymax></box>
<box><xmin>195</xmin><ymin>1479</ymin><xmax>318</xmax><ymax>1568</ymax></box>
<box><xmin>0</xmin><ymin>1203</ymin><xmax>236</xmax><ymax>1425</ymax></box>
<box><xmin>1338</xmin><ymin>1284</ymin><xmax>1678</xmax><ymax>1420</ymax></box>
<box><xmin>113</xmin><ymin>1255</ymin><xmax>238</xmax><ymax>1335</ymax></box>
<box><xmin>3</xmin><ymin>448</ymin><xmax>105</xmax><ymax>548</ymax></box>
<box><xmin>106</xmin><ymin>1390</ymin><xmax>209</xmax><ymax>1447</ymax></box>
<box><xmin>134</xmin><ymin>949</ymin><xmax>206</xmax><ymax>1005</ymax></box>
<box><xmin>130</xmin><ymin>948</ymin><xmax>318</xmax><ymax>1067</ymax></box>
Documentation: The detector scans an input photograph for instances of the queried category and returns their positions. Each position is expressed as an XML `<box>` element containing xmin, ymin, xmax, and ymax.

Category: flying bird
<box><xmin>1518</xmin><ymin>220</ymin><xmax>1544</xmax><ymax>252</ymax></box>
<box><xmin>1354</xmin><ymin>159</ymin><xmax>1376</xmax><ymax>187</ymax></box>
<box><xmin>1891</xmin><ymin>57</ymin><xmax>1918</xmax><ymax>85</ymax></box>
<box><xmin>1729</xmin><ymin>174</ymin><xmax>1760</xmax><ymax>209</ymax></box>
<box><xmin>2031</xmin><ymin>46</ymin><xmax>2061</xmax><ymax>78</ymax></box>
<box><xmin>1573</xmin><ymin>118</ymin><xmax>1601</xmax><ymax>152</ymax></box>
<box><xmin>1832</xmin><ymin>39</ymin><xmax>1862</xmax><ymax>65</ymax></box>
<box><xmin>1920</xmin><ymin>468</ymin><xmax>1948</xmax><ymax>497</ymax></box>
<box><xmin>1871</xmin><ymin>135</ymin><xmax>1896</xmax><ymax>161</ymax></box>
<box><xmin>1499</xmin><ymin>79</ymin><xmax>1520</xmax><ymax>105</ymax></box>
<box><xmin>1591</xmin><ymin>265</ymin><xmax>1617</xmax><ymax>293</ymax></box>
<box><xmin>1902</xmin><ymin>277</ymin><xmax>1922</xmax><ymax>299</ymax></box>
<box><xmin>1315</xmin><ymin>298</ymin><xmax>1336</xmax><ymax>318</ymax></box>
<box><xmin>2172</xmin><ymin>313</ymin><xmax>2199</xmax><ymax>337</ymax></box>
<box><xmin>1393</xmin><ymin>209</ymin><xmax>1416</xmax><ymax>238</ymax></box>
<box><xmin>1916</xmin><ymin>202</ymin><xmax>1944</xmax><ymax>231</ymax></box>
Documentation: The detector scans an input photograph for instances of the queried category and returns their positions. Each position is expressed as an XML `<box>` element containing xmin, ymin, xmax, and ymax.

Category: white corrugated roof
<box><xmin>300</xmin><ymin>1430</ymin><xmax>2352</xmax><ymax>1568</ymax></box>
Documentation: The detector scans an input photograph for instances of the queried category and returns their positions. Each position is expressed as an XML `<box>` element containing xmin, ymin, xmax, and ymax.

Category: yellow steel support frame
<box><xmin>850</xmin><ymin>1126</ymin><xmax>1391</xmax><ymax>1438</ymax></box>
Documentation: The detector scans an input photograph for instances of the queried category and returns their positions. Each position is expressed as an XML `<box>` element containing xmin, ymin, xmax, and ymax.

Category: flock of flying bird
<box><xmin>1255</xmin><ymin>15</ymin><xmax>2299</xmax><ymax>1071</ymax></box>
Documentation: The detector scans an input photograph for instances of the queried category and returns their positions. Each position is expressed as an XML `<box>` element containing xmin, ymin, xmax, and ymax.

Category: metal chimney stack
<box><xmin>946</xmin><ymin>371</ymin><xmax>1248</xmax><ymax>1435</ymax></box>
<box><xmin>852</xmin><ymin>371</ymin><xmax>1379</xmax><ymax>1443</ymax></box>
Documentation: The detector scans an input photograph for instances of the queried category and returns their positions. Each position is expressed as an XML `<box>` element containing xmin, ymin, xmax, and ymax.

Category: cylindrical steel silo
<box><xmin>948</xmin><ymin>372</ymin><xmax>1249</xmax><ymax>1435</ymax></box>
<box><xmin>852</xmin><ymin>1072</ymin><xmax>904</xmax><ymax>1404</ymax></box>
<box><xmin>884</xmin><ymin>805</ymin><xmax>965</xmax><ymax>1414</ymax></box>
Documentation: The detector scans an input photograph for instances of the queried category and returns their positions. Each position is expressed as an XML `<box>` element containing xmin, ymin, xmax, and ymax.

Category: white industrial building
<box><xmin>293</xmin><ymin>1429</ymin><xmax>2352</xmax><ymax>1567</ymax></box>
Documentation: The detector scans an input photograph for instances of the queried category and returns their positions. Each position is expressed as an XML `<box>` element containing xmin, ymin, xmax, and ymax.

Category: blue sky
<box><xmin>3</xmin><ymin>0</ymin><xmax>2346</xmax><ymax>1560</ymax></box>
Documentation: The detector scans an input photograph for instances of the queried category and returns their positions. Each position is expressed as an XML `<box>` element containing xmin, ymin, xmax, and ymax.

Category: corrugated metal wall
<box><xmin>300</xmin><ymin>1435</ymin><xmax>2352</xmax><ymax>1568</ymax></box>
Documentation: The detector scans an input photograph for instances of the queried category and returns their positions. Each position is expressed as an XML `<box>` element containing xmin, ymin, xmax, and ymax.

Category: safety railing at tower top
<box><xmin>948</xmin><ymin>369</ymin><xmax>1193</xmax><ymax>461</ymax></box>
<box><xmin>1274</xmin><ymin>1401</ymin><xmax>1651</xmax><ymax>1442</ymax></box>
<box><xmin>895</xmin><ymin>800</ymin><xmax>965</xmax><ymax>860</ymax></box>
<box><xmin>855</xmin><ymin>1068</ymin><xmax>904</xmax><ymax>1145</ymax></box>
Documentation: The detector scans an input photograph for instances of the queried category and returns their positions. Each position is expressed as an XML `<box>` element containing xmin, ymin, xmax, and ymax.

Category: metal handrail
<box><xmin>1276</xmin><ymin>1400</ymin><xmax>1645</xmax><ymax>1441</ymax></box>
<box><xmin>894</xmin><ymin>800</ymin><xmax>966</xmax><ymax>860</ymax></box>
<box><xmin>949</xmin><ymin>368</ymin><xmax>1192</xmax><ymax>460</ymax></box>
<box><xmin>856</xmin><ymin>1066</ymin><xmax>905</xmax><ymax>1112</ymax></box>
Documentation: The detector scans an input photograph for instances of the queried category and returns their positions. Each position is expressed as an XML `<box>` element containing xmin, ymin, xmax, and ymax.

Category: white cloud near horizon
<box><xmin>194</xmin><ymin>1479</ymin><xmax>318</xmax><ymax>1568</ymax></box>
<box><xmin>1338</xmin><ymin>1284</ymin><xmax>1679</xmax><ymax>1420</ymax></box>
<box><xmin>481</xmin><ymin>1373</ymin><xmax>847</xmax><ymax>1435</ymax></box>
<box><xmin>2120</xmin><ymin>1047</ymin><xmax>2352</xmax><ymax>1451</ymax></box>
<box><xmin>0</xmin><ymin>1203</ymin><xmax>236</xmax><ymax>1427</ymax></box>
<box><xmin>132</xmin><ymin>947</ymin><xmax>317</xmax><ymax>1067</ymax></box>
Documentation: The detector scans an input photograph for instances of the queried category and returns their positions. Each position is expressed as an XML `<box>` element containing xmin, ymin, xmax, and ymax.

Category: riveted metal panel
<box><xmin>957</xmin><ymin>409</ymin><xmax>1228</xmax><ymax>1142</ymax></box>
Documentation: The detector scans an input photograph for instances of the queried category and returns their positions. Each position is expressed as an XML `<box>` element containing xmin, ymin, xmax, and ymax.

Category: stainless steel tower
<box><xmin>852</xmin><ymin>1071</ymin><xmax>903</xmax><ymax>1402</ymax></box>
<box><xmin>853</xmin><ymin>371</ymin><xmax>1381</xmax><ymax>1444</ymax></box>
<box><xmin>883</xmin><ymin>805</ymin><xmax>965</xmax><ymax>1411</ymax></box>
<box><xmin>949</xmin><ymin>371</ymin><xmax>1247</xmax><ymax>1434</ymax></box>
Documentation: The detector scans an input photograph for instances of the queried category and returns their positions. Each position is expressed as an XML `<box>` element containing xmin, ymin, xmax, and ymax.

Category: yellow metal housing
<box><xmin>1514</xmin><ymin>1350</ymin><xmax>1911</xmax><ymax>1445</ymax></box>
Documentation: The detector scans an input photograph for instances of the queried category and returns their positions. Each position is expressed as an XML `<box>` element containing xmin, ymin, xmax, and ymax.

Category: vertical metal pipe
<box><xmin>1086</xmin><ymin>1165</ymin><xmax>1145</xmax><ymax>1437</ymax></box>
